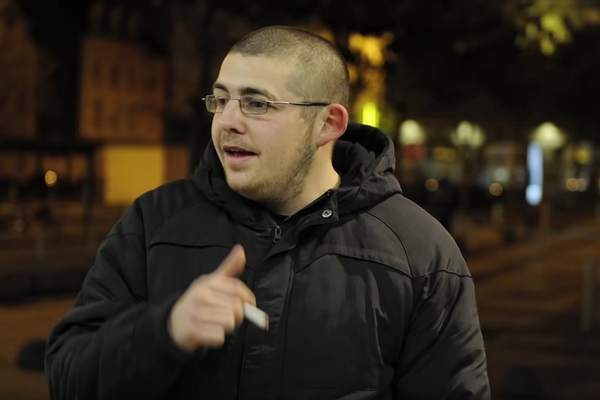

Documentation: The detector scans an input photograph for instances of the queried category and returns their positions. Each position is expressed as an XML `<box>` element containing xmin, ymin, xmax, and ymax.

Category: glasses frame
<box><xmin>202</xmin><ymin>94</ymin><xmax>330</xmax><ymax>115</ymax></box>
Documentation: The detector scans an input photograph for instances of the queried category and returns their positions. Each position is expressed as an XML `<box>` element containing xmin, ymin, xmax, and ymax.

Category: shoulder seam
<box><xmin>366</xmin><ymin>210</ymin><xmax>414</xmax><ymax>277</ymax></box>
<box><xmin>413</xmin><ymin>269</ymin><xmax>473</xmax><ymax>279</ymax></box>
<box><xmin>106</xmin><ymin>232</ymin><xmax>144</xmax><ymax>239</ymax></box>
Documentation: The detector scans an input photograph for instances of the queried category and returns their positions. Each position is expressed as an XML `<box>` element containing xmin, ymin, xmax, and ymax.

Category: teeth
<box><xmin>226</xmin><ymin>148</ymin><xmax>252</xmax><ymax>155</ymax></box>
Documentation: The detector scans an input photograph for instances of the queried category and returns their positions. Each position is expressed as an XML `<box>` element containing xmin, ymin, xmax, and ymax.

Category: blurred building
<box><xmin>0</xmin><ymin>0</ymin><xmax>39</xmax><ymax>139</ymax></box>
<box><xmin>167</xmin><ymin>1</ymin><xmax>204</xmax><ymax>140</ymax></box>
<box><xmin>1</xmin><ymin>0</ymin><xmax>101</xmax><ymax>208</ymax></box>
<box><xmin>1</xmin><ymin>1</ymin><xmax>195</xmax><ymax>209</ymax></box>
<box><xmin>79</xmin><ymin>35</ymin><xmax>166</xmax><ymax>143</ymax></box>
<box><xmin>79</xmin><ymin>1</ymin><xmax>190</xmax><ymax>206</ymax></box>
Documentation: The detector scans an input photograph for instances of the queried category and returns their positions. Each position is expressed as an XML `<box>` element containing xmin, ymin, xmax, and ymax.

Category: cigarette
<box><xmin>243</xmin><ymin>303</ymin><xmax>269</xmax><ymax>331</ymax></box>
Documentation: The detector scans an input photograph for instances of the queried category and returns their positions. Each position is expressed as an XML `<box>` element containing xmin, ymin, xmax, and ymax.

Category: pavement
<box><xmin>0</xmin><ymin>203</ymin><xmax>125</xmax><ymax>301</ymax></box>
<box><xmin>0</xmin><ymin>219</ymin><xmax>599</xmax><ymax>399</ymax></box>
<box><xmin>470</xmin><ymin>224</ymin><xmax>600</xmax><ymax>399</ymax></box>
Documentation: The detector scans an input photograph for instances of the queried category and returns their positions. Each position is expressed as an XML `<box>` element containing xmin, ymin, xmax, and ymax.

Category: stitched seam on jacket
<box><xmin>364</xmin><ymin>211</ymin><xmax>473</xmax><ymax>279</ymax></box>
<box><xmin>302</xmin><ymin>251</ymin><xmax>412</xmax><ymax>279</ymax></box>
<box><xmin>365</xmin><ymin>210</ymin><xmax>414</xmax><ymax>277</ymax></box>
<box><xmin>105</xmin><ymin>232</ymin><xmax>144</xmax><ymax>239</ymax></box>
<box><xmin>412</xmin><ymin>269</ymin><xmax>473</xmax><ymax>280</ymax></box>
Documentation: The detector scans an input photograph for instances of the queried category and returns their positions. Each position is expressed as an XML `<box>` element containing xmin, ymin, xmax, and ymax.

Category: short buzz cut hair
<box><xmin>229</xmin><ymin>26</ymin><xmax>350</xmax><ymax>113</ymax></box>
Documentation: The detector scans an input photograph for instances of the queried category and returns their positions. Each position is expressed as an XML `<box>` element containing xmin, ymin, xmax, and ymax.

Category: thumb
<box><xmin>214</xmin><ymin>244</ymin><xmax>246</xmax><ymax>277</ymax></box>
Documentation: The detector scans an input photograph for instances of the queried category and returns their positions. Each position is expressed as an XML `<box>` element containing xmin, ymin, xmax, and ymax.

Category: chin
<box><xmin>227</xmin><ymin>177</ymin><xmax>279</xmax><ymax>204</ymax></box>
<box><xmin>226</xmin><ymin>175</ymin><xmax>258</xmax><ymax>197</ymax></box>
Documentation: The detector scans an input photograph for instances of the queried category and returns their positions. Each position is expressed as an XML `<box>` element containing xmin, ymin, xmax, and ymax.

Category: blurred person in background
<box><xmin>426</xmin><ymin>178</ymin><xmax>459</xmax><ymax>232</ymax></box>
<box><xmin>45</xmin><ymin>26</ymin><xmax>490</xmax><ymax>400</ymax></box>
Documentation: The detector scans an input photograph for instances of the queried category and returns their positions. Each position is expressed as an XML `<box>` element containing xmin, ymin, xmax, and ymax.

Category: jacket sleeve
<box><xmin>45</xmin><ymin>201</ymin><xmax>193</xmax><ymax>400</ymax></box>
<box><xmin>393</xmin><ymin>262</ymin><xmax>491</xmax><ymax>399</ymax></box>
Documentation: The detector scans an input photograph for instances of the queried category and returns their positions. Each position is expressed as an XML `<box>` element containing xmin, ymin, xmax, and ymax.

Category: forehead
<box><xmin>214</xmin><ymin>54</ymin><xmax>297</xmax><ymax>99</ymax></box>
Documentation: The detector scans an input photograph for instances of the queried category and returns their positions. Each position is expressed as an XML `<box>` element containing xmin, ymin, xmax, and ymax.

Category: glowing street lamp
<box><xmin>531</xmin><ymin>122</ymin><xmax>566</xmax><ymax>154</ymax></box>
<box><xmin>398</xmin><ymin>120</ymin><xmax>426</xmax><ymax>182</ymax></box>
<box><xmin>450</xmin><ymin>120</ymin><xmax>486</xmax><ymax>254</ymax></box>
<box><xmin>399</xmin><ymin>120</ymin><xmax>426</xmax><ymax>146</ymax></box>
<box><xmin>451</xmin><ymin>121</ymin><xmax>485</xmax><ymax>149</ymax></box>
<box><xmin>450</xmin><ymin>120</ymin><xmax>486</xmax><ymax>187</ymax></box>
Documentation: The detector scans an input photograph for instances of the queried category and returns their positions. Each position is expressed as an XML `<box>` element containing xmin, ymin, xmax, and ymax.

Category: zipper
<box><xmin>236</xmin><ymin>256</ymin><xmax>260</xmax><ymax>400</ymax></box>
<box><xmin>270</xmin><ymin>190</ymin><xmax>332</xmax><ymax>243</ymax></box>
<box><xmin>273</xmin><ymin>225</ymin><xmax>282</xmax><ymax>242</ymax></box>
<box><xmin>276</xmin><ymin>245</ymin><xmax>298</xmax><ymax>399</ymax></box>
<box><xmin>258</xmin><ymin>189</ymin><xmax>333</xmax><ymax>397</ymax></box>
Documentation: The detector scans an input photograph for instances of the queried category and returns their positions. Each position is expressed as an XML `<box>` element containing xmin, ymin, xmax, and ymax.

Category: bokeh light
<box><xmin>45</xmin><ymin>170</ymin><xmax>58</xmax><ymax>187</ymax></box>
<box><xmin>566</xmin><ymin>178</ymin><xmax>580</xmax><ymax>192</ymax></box>
<box><xmin>425</xmin><ymin>178</ymin><xmax>439</xmax><ymax>192</ymax></box>
<box><xmin>489</xmin><ymin>182</ymin><xmax>503</xmax><ymax>197</ymax></box>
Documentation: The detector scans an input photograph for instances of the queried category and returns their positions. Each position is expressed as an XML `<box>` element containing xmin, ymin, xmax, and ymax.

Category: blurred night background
<box><xmin>1</xmin><ymin>0</ymin><xmax>599</xmax><ymax>399</ymax></box>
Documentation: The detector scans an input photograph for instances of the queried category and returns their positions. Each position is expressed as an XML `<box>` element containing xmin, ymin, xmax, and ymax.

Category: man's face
<box><xmin>211</xmin><ymin>53</ymin><xmax>318</xmax><ymax>206</ymax></box>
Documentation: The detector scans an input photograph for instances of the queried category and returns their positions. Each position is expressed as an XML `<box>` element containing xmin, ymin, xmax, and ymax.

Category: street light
<box><xmin>532</xmin><ymin>122</ymin><xmax>566</xmax><ymax>155</ymax></box>
<box><xmin>451</xmin><ymin>121</ymin><xmax>485</xmax><ymax>149</ymax></box>
<box><xmin>450</xmin><ymin>120</ymin><xmax>486</xmax><ymax>254</ymax></box>
<box><xmin>398</xmin><ymin>120</ymin><xmax>426</xmax><ymax>184</ymax></box>
<box><xmin>400</xmin><ymin>120</ymin><xmax>426</xmax><ymax>146</ymax></box>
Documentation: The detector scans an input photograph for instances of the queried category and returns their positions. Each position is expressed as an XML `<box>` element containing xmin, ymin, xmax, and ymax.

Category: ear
<box><xmin>316</xmin><ymin>104</ymin><xmax>349</xmax><ymax>148</ymax></box>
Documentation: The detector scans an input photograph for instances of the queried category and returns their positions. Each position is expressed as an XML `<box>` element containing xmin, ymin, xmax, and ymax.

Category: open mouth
<box><xmin>223</xmin><ymin>146</ymin><xmax>257</xmax><ymax>158</ymax></box>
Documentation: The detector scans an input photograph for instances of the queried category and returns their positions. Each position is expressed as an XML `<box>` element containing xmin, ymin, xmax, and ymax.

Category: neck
<box><xmin>266</xmin><ymin>162</ymin><xmax>340</xmax><ymax>216</ymax></box>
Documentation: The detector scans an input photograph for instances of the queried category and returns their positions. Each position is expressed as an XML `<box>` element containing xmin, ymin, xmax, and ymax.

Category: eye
<box><xmin>243</xmin><ymin>96</ymin><xmax>268</xmax><ymax>112</ymax></box>
<box><xmin>215</xmin><ymin>96</ymin><xmax>229</xmax><ymax>107</ymax></box>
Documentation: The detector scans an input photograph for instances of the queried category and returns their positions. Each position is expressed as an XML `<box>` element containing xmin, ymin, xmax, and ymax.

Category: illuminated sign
<box><xmin>526</xmin><ymin>141</ymin><xmax>543</xmax><ymax>206</ymax></box>
<box><xmin>362</xmin><ymin>102</ymin><xmax>379</xmax><ymax>127</ymax></box>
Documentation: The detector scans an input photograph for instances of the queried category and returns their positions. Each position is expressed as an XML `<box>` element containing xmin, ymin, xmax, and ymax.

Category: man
<box><xmin>46</xmin><ymin>26</ymin><xmax>490</xmax><ymax>400</ymax></box>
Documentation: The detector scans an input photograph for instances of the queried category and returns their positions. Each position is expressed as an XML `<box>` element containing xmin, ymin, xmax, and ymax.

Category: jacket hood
<box><xmin>191</xmin><ymin>122</ymin><xmax>401</xmax><ymax>228</ymax></box>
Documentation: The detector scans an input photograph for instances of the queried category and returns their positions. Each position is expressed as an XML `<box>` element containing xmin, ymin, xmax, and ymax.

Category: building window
<box><xmin>90</xmin><ymin>1</ymin><xmax>105</xmax><ymax>32</ymax></box>
<box><xmin>111</xmin><ymin>107</ymin><xmax>120</xmax><ymax>129</ymax></box>
<box><xmin>92</xmin><ymin>100</ymin><xmax>103</xmax><ymax>129</ymax></box>
<box><xmin>4</xmin><ymin>4</ymin><xmax>18</xmax><ymax>28</ymax></box>
<box><xmin>127</xmin><ymin>104</ymin><xmax>136</xmax><ymax>131</ymax></box>
<box><xmin>110</xmin><ymin>65</ymin><xmax>120</xmax><ymax>88</ymax></box>
<box><xmin>127</xmin><ymin>67</ymin><xmax>135</xmax><ymax>91</ymax></box>
<box><xmin>144</xmin><ymin>77</ymin><xmax>157</xmax><ymax>92</ymax></box>
<box><xmin>109</xmin><ymin>7</ymin><xmax>122</xmax><ymax>36</ymax></box>
<box><xmin>92</xmin><ymin>62</ymin><xmax>102</xmax><ymax>85</ymax></box>
<box><xmin>127</xmin><ymin>15</ymin><xmax>140</xmax><ymax>40</ymax></box>
<box><xmin>144</xmin><ymin>67</ymin><xmax>158</xmax><ymax>92</ymax></box>
<box><xmin>18</xmin><ymin>93</ymin><xmax>32</xmax><ymax>115</ymax></box>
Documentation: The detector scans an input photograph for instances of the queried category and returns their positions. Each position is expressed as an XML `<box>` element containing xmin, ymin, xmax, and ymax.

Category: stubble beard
<box><xmin>227</xmin><ymin>129</ymin><xmax>316</xmax><ymax>207</ymax></box>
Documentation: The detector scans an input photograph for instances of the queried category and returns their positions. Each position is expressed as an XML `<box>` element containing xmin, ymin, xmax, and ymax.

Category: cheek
<box><xmin>265</xmin><ymin>133</ymin><xmax>297</xmax><ymax>157</ymax></box>
<box><xmin>252</xmin><ymin>119</ymin><xmax>306</xmax><ymax>167</ymax></box>
<box><xmin>210</xmin><ymin>117</ymin><xmax>220</xmax><ymax>142</ymax></box>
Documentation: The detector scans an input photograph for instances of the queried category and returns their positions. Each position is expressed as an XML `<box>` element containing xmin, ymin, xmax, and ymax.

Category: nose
<box><xmin>216</xmin><ymin>99</ymin><xmax>246</xmax><ymax>134</ymax></box>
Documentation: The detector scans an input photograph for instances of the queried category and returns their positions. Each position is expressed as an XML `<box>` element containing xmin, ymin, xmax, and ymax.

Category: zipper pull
<box><xmin>273</xmin><ymin>225</ymin><xmax>282</xmax><ymax>243</ymax></box>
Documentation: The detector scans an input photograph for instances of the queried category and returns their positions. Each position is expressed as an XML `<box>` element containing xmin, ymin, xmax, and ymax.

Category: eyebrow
<box><xmin>212</xmin><ymin>82</ymin><xmax>276</xmax><ymax>100</ymax></box>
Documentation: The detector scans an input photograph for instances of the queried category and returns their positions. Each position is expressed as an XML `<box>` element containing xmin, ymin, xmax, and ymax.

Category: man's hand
<box><xmin>168</xmin><ymin>245</ymin><xmax>256</xmax><ymax>353</ymax></box>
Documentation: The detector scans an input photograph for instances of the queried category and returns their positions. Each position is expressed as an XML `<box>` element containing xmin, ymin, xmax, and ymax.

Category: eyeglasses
<box><xmin>202</xmin><ymin>94</ymin><xmax>330</xmax><ymax>115</ymax></box>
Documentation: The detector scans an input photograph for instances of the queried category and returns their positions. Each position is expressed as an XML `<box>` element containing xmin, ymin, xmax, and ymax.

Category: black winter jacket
<box><xmin>46</xmin><ymin>122</ymin><xmax>490</xmax><ymax>400</ymax></box>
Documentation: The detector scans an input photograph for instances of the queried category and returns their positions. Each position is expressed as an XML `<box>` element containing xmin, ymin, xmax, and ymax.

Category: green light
<box><xmin>362</xmin><ymin>102</ymin><xmax>379</xmax><ymax>127</ymax></box>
